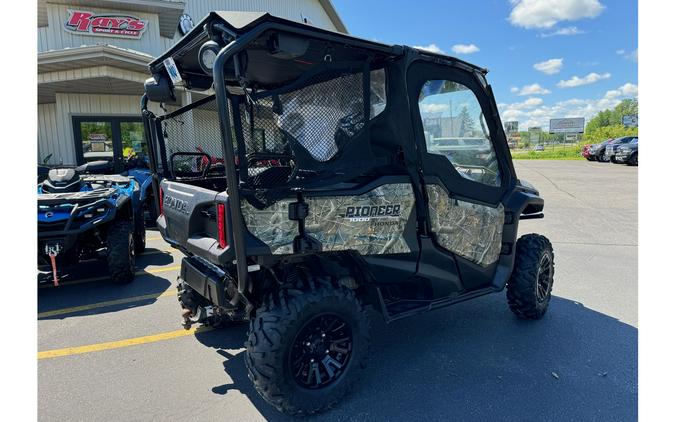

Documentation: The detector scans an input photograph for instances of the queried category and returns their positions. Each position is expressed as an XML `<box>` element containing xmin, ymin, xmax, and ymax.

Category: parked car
<box><xmin>588</xmin><ymin>138</ymin><xmax>614</xmax><ymax>162</ymax></box>
<box><xmin>533</xmin><ymin>144</ymin><xmax>545</xmax><ymax>151</ymax></box>
<box><xmin>604</xmin><ymin>136</ymin><xmax>637</xmax><ymax>163</ymax></box>
<box><xmin>614</xmin><ymin>137</ymin><xmax>638</xmax><ymax>166</ymax></box>
<box><xmin>581</xmin><ymin>144</ymin><xmax>594</xmax><ymax>160</ymax></box>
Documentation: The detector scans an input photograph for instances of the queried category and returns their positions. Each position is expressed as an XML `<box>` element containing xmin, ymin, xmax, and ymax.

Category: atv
<box><xmin>142</xmin><ymin>12</ymin><xmax>554</xmax><ymax>416</ymax></box>
<box><xmin>38</xmin><ymin>161</ymin><xmax>145</xmax><ymax>286</ymax></box>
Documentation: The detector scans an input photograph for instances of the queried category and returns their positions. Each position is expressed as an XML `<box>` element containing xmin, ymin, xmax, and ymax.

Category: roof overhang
<box><xmin>38</xmin><ymin>65</ymin><xmax>147</xmax><ymax>103</ymax></box>
<box><xmin>37</xmin><ymin>0</ymin><xmax>186</xmax><ymax>38</ymax></box>
<box><xmin>38</xmin><ymin>44</ymin><xmax>152</xmax><ymax>74</ymax></box>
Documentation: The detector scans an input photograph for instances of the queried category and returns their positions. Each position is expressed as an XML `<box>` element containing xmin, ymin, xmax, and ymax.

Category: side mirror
<box><xmin>144</xmin><ymin>74</ymin><xmax>175</xmax><ymax>103</ymax></box>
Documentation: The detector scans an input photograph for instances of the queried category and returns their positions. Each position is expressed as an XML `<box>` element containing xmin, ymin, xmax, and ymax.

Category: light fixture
<box><xmin>198</xmin><ymin>41</ymin><xmax>220</xmax><ymax>75</ymax></box>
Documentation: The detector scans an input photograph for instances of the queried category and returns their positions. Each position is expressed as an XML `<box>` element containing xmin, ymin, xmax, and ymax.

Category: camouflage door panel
<box><xmin>426</xmin><ymin>184</ymin><xmax>504</xmax><ymax>266</ymax></box>
<box><xmin>241</xmin><ymin>184</ymin><xmax>415</xmax><ymax>255</ymax></box>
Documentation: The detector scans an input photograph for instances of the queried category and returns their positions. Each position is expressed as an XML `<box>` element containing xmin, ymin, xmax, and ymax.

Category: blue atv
<box><xmin>37</xmin><ymin>161</ymin><xmax>146</xmax><ymax>286</ymax></box>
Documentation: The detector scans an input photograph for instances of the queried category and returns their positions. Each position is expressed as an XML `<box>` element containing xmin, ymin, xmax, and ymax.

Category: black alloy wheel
<box><xmin>535</xmin><ymin>252</ymin><xmax>553</xmax><ymax>303</ymax></box>
<box><xmin>290</xmin><ymin>313</ymin><xmax>353</xmax><ymax>389</ymax></box>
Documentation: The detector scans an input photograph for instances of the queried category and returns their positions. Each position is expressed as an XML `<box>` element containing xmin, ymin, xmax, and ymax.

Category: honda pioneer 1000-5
<box><xmin>141</xmin><ymin>12</ymin><xmax>554</xmax><ymax>416</ymax></box>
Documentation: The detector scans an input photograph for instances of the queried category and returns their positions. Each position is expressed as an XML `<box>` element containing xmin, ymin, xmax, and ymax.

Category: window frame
<box><xmin>407</xmin><ymin>61</ymin><xmax>513</xmax><ymax>206</ymax></box>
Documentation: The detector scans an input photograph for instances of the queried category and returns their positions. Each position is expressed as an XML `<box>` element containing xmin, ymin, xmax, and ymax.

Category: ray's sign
<box><xmin>64</xmin><ymin>10</ymin><xmax>148</xmax><ymax>39</ymax></box>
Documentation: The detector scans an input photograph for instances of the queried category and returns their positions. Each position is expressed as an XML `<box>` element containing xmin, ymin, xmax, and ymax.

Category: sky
<box><xmin>332</xmin><ymin>0</ymin><xmax>638</xmax><ymax>130</ymax></box>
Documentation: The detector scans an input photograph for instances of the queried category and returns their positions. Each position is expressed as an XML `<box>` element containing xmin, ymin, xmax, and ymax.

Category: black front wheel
<box><xmin>107</xmin><ymin>221</ymin><xmax>135</xmax><ymax>284</ymax></box>
<box><xmin>245</xmin><ymin>278</ymin><xmax>370</xmax><ymax>416</ymax></box>
<box><xmin>628</xmin><ymin>153</ymin><xmax>638</xmax><ymax>166</ymax></box>
<box><xmin>507</xmin><ymin>234</ymin><xmax>555</xmax><ymax>319</ymax></box>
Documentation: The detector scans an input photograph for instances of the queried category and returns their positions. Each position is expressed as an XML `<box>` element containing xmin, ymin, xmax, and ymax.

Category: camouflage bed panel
<box><xmin>241</xmin><ymin>184</ymin><xmax>415</xmax><ymax>255</ymax></box>
<box><xmin>426</xmin><ymin>184</ymin><xmax>504</xmax><ymax>266</ymax></box>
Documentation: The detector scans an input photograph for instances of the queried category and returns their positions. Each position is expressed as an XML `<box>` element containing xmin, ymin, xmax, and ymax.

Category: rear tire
<box><xmin>245</xmin><ymin>278</ymin><xmax>370</xmax><ymax>416</ymax></box>
<box><xmin>107</xmin><ymin>221</ymin><xmax>135</xmax><ymax>284</ymax></box>
<box><xmin>507</xmin><ymin>234</ymin><xmax>554</xmax><ymax>319</ymax></box>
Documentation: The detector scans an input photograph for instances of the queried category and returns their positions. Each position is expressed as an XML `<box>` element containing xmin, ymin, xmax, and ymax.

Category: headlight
<box><xmin>198</xmin><ymin>41</ymin><xmax>220</xmax><ymax>75</ymax></box>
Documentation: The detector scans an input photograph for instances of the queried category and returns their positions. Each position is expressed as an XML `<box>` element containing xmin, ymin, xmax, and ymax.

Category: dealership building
<box><xmin>37</xmin><ymin>0</ymin><xmax>346</xmax><ymax>167</ymax></box>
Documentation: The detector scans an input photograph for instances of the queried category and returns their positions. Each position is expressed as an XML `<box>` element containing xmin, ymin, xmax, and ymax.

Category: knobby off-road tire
<box><xmin>107</xmin><ymin>220</ymin><xmax>135</xmax><ymax>284</ymax></box>
<box><xmin>134</xmin><ymin>225</ymin><xmax>146</xmax><ymax>254</ymax></box>
<box><xmin>507</xmin><ymin>234</ymin><xmax>554</xmax><ymax>319</ymax></box>
<box><xmin>245</xmin><ymin>278</ymin><xmax>371</xmax><ymax>416</ymax></box>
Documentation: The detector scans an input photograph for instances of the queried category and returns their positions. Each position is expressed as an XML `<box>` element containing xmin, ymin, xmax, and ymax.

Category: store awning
<box><xmin>38</xmin><ymin>65</ymin><xmax>148</xmax><ymax>103</ymax></box>
<box><xmin>37</xmin><ymin>0</ymin><xmax>186</xmax><ymax>38</ymax></box>
<box><xmin>38</xmin><ymin>44</ymin><xmax>152</xmax><ymax>74</ymax></box>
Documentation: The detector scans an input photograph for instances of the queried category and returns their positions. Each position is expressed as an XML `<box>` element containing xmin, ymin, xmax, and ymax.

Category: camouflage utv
<box><xmin>142</xmin><ymin>12</ymin><xmax>554</xmax><ymax>416</ymax></box>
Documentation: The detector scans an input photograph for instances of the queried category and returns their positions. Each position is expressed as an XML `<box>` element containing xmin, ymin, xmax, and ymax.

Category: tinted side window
<box><xmin>419</xmin><ymin>80</ymin><xmax>500</xmax><ymax>187</ymax></box>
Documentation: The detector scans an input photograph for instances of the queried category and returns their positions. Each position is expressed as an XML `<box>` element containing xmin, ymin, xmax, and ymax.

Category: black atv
<box><xmin>142</xmin><ymin>12</ymin><xmax>554</xmax><ymax>416</ymax></box>
<box><xmin>38</xmin><ymin>161</ymin><xmax>145</xmax><ymax>286</ymax></box>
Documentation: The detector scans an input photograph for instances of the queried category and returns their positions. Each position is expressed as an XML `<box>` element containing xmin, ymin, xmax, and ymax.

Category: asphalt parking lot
<box><xmin>38</xmin><ymin>160</ymin><xmax>637</xmax><ymax>421</ymax></box>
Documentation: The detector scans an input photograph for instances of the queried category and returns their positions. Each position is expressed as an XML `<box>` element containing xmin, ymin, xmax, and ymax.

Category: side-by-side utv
<box><xmin>142</xmin><ymin>12</ymin><xmax>554</xmax><ymax>416</ymax></box>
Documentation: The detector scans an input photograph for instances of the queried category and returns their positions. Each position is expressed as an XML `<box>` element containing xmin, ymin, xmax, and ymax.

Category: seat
<box><xmin>42</xmin><ymin>168</ymin><xmax>83</xmax><ymax>193</ymax></box>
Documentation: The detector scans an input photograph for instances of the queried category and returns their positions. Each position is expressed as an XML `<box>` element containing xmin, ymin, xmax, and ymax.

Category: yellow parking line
<box><xmin>38</xmin><ymin>290</ymin><xmax>176</xmax><ymax>318</ymax></box>
<box><xmin>147</xmin><ymin>236</ymin><xmax>163</xmax><ymax>241</ymax></box>
<box><xmin>38</xmin><ymin>327</ymin><xmax>211</xmax><ymax>360</ymax></box>
<box><xmin>38</xmin><ymin>265</ymin><xmax>182</xmax><ymax>289</ymax></box>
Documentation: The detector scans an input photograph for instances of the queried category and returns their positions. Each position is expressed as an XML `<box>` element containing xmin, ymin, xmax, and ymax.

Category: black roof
<box><xmin>147</xmin><ymin>12</ymin><xmax>486</xmax><ymax>91</ymax></box>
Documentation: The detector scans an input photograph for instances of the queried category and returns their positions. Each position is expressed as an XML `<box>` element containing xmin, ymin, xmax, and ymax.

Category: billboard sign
<box><xmin>64</xmin><ymin>10</ymin><xmax>148</xmax><ymax>39</ymax></box>
<box><xmin>622</xmin><ymin>114</ymin><xmax>638</xmax><ymax>127</ymax></box>
<box><xmin>529</xmin><ymin>127</ymin><xmax>542</xmax><ymax>143</ymax></box>
<box><xmin>549</xmin><ymin>117</ymin><xmax>585</xmax><ymax>134</ymax></box>
<box><xmin>504</xmin><ymin>121</ymin><xmax>518</xmax><ymax>133</ymax></box>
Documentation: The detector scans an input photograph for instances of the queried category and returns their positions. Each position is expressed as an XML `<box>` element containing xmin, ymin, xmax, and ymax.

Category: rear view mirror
<box><xmin>144</xmin><ymin>74</ymin><xmax>175</xmax><ymax>103</ymax></box>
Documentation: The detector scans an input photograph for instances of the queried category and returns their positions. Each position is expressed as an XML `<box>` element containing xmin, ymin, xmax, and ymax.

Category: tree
<box><xmin>583</xmin><ymin>98</ymin><xmax>638</xmax><ymax>142</ymax></box>
<box><xmin>457</xmin><ymin>106</ymin><xmax>476</xmax><ymax>136</ymax></box>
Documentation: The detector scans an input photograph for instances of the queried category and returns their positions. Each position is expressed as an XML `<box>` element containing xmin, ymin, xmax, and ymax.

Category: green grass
<box><xmin>511</xmin><ymin>144</ymin><xmax>584</xmax><ymax>160</ymax></box>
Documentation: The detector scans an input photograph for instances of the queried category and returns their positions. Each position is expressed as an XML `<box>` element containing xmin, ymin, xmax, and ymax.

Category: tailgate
<box><xmin>158</xmin><ymin>180</ymin><xmax>233</xmax><ymax>265</ymax></box>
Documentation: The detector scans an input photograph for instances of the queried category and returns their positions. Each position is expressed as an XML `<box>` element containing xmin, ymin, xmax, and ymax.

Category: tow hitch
<box><xmin>181</xmin><ymin>306</ymin><xmax>212</xmax><ymax>330</ymax></box>
<box><xmin>45</xmin><ymin>243</ymin><xmax>62</xmax><ymax>287</ymax></box>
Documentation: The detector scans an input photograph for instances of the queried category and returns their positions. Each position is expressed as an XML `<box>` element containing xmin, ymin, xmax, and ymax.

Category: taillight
<box><xmin>158</xmin><ymin>186</ymin><xmax>164</xmax><ymax>216</ymax></box>
<box><xmin>217</xmin><ymin>203</ymin><xmax>227</xmax><ymax>248</ymax></box>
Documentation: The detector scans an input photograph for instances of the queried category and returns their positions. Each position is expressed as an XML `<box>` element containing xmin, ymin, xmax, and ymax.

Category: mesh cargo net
<box><xmin>159</xmin><ymin>97</ymin><xmax>226</xmax><ymax>179</ymax></box>
<box><xmin>156</xmin><ymin>67</ymin><xmax>386</xmax><ymax>205</ymax></box>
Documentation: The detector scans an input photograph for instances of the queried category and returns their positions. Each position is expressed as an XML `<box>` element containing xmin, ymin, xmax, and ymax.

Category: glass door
<box><xmin>73</xmin><ymin>117</ymin><xmax>148</xmax><ymax>173</ymax></box>
<box><xmin>75</xmin><ymin>120</ymin><xmax>115</xmax><ymax>163</ymax></box>
<box><xmin>120</xmin><ymin>121</ymin><xmax>149</xmax><ymax>170</ymax></box>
